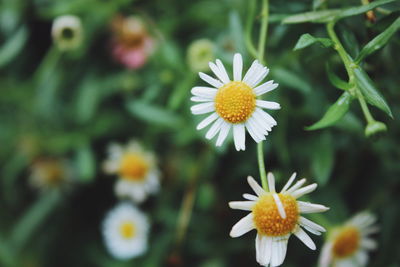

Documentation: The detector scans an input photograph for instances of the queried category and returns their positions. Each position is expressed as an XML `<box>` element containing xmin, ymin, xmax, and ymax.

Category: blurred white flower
<box><xmin>51</xmin><ymin>15</ymin><xmax>83</xmax><ymax>51</ymax></box>
<box><xmin>102</xmin><ymin>203</ymin><xmax>149</xmax><ymax>260</ymax></box>
<box><xmin>190</xmin><ymin>53</ymin><xmax>280</xmax><ymax>151</ymax></box>
<box><xmin>29</xmin><ymin>158</ymin><xmax>74</xmax><ymax>191</ymax></box>
<box><xmin>318</xmin><ymin>212</ymin><xmax>379</xmax><ymax>267</ymax></box>
<box><xmin>187</xmin><ymin>39</ymin><xmax>215</xmax><ymax>72</ymax></box>
<box><xmin>229</xmin><ymin>173</ymin><xmax>329</xmax><ymax>267</ymax></box>
<box><xmin>103</xmin><ymin>140</ymin><xmax>160</xmax><ymax>203</ymax></box>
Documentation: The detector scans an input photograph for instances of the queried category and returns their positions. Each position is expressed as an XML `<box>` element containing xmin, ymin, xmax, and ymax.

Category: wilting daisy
<box><xmin>29</xmin><ymin>158</ymin><xmax>74</xmax><ymax>191</ymax></box>
<box><xmin>318</xmin><ymin>212</ymin><xmax>378</xmax><ymax>267</ymax></box>
<box><xmin>51</xmin><ymin>15</ymin><xmax>83</xmax><ymax>51</ymax></box>
<box><xmin>111</xmin><ymin>15</ymin><xmax>155</xmax><ymax>69</ymax></box>
<box><xmin>229</xmin><ymin>173</ymin><xmax>329</xmax><ymax>267</ymax></box>
<box><xmin>102</xmin><ymin>203</ymin><xmax>149</xmax><ymax>260</ymax></box>
<box><xmin>190</xmin><ymin>53</ymin><xmax>279</xmax><ymax>151</ymax></box>
<box><xmin>103</xmin><ymin>140</ymin><xmax>160</xmax><ymax>203</ymax></box>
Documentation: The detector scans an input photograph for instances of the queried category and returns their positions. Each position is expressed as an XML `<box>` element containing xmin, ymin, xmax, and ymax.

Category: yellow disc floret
<box><xmin>119</xmin><ymin>153</ymin><xmax>149</xmax><ymax>181</ymax></box>
<box><xmin>332</xmin><ymin>226</ymin><xmax>360</xmax><ymax>258</ymax></box>
<box><xmin>215</xmin><ymin>81</ymin><xmax>256</xmax><ymax>124</ymax></box>
<box><xmin>252</xmin><ymin>193</ymin><xmax>299</xmax><ymax>236</ymax></box>
<box><xmin>119</xmin><ymin>221</ymin><xmax>136</xmax><ymax>239</ymax></box>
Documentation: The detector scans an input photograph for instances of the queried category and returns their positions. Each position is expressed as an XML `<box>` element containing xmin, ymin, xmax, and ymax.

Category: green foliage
<box><xmin>293</xmin><ymin>33</ymin><xmax>333</xmax><ymax>50</ymax></box>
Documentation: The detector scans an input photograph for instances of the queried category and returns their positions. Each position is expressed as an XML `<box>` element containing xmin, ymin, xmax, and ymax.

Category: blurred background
<box><xmin>0</xmin><ymin>0</ymin><xmax>399</xmax><ymax>266</ymax></box>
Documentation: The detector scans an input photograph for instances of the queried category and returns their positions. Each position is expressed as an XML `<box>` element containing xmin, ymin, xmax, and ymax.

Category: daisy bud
<box><xmin>51</xmin><ymin>15</ymin><xmax>83</xmax><ymax>51</ymax></box>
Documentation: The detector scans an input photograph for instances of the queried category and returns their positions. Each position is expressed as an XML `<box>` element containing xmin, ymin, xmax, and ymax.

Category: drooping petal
<box><xmin>233</xmin><ymin>124</ymin><xmax>246</xmax><ymax>151</ymax></box>
<box><xmin>199</xmin><ymin>72</ymin><xmax>223</xmax><ymax>88</ymax></box>
<box><xmin>256</xmin><ymin>100</ymin><xmax>281</xmax><ymax>110</ymax></box>
<box><xmin>247</xmin><ymin>176</ymin><xmax>266</xmax><ymax>196</ymax></box>
<box><xmin>229</xmin><ymin>201</ymin><xmax>255</xmax><ymax>211</ymax></box>
<box><xmin>191</xmin><ymin>102</ymin><xmax>215</xmax><ymax>115</ymax></box>
<box><xmin>270</xmin><ymin>235</ymin><xmax>289</xmax><ymax>267</ymax></box>
<box><xmin>273</xmin><ymin>193</ymin><xmax>286</xmax><ymax>219</ymax></box>
<box><xmin>216</xmin><ymin>122</ymin><xmax>231</xmax><ymax>147</ymax></box>
<box><xmin>256</xmin><ymin>234</ymin><xmax>273</xmax><ymax>266</ymax></box>
<box><xmin>196</xmin><ymin>112</ymin><xmax>219</xmax><ymax>130</ymax></box>
<box><xmin>229</xmin><ymin>213</ymin><xmax>254</xmax><ymax>238</ymax></box>
<box><xmin>233</xmin><ymin>53</ymin><xmax>243</xmax><ymax>81</ymax></box>
<box><xmin>298</xmin><ymin>201</ymin><xmax>330</xmax><ymax>214</ymax></box>
<box><xmin>293</xmin><ymin>227</ymin><xmax>316</xmax><ymax>250</ymax></box>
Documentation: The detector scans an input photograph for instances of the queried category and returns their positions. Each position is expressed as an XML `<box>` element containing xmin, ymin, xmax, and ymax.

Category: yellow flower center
<box><xmin>119</xmin><ymin>153</ymin><xmax>149</xmax><ymax>181</ymax></box>
<box><xmin>252</xmin><ymin>193</ymin><xmax>299</xmax><ymax>236</ymax></box>
<box><xmin>332</xmin><ymin>226</ymin><xmax>360</xmax><ymax>258</ymax></box>
<box><xmin>215</xmin><ymin>81</ymin><xmax>256</xmax><ymax>124</ymax></box>
<box><xmin>119</xmin><ymin>221</ymin><xmax>136</xmax><ymax>239</ymax></box>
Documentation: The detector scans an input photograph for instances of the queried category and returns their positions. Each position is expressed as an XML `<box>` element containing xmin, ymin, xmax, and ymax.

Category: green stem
<box><xmin>245</xmin><ymin>0</ymin><xmax>258</xmax><ymax>59</ymax></box>
<box><xmin>357</xmin><ymin>91</ymin><xmax>375</xmax><ymax>123</ymax></box>
<box><xmin>257</xmin><ymin>142</ymin><xmax>268</xmax><ymax>191</ymax></box>
<box><xmin>257</xmin><ymin>0</ymin><xmax>269</xmax><ymax>64</ymax></box>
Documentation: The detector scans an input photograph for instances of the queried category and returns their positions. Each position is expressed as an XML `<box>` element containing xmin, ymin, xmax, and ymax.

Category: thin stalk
<box><xmin>245</xmin><ymin>0</ymin><xmax>258</xmax><ymax>59</ymax></box>
<box><xmin>257</xmin><ymin>142</ymin><xmax>268</xmax><ymax>191</ymax></box>
<box><xmin>357</xmin><ymin>91</ymin><xmax>375</xmax><ymax>123</ymax></box>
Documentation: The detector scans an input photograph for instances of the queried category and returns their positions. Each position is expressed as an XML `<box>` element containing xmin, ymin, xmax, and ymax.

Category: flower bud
<box><xmin>365</xmin><ymin>120</ymin><xmax>387</xmax><ymax>138</ymax></box>
<box><xmin>187</xmin><ymin>39</ymin><xmax>215</xmax><ymax>72</ymax></box>
<box><xmin>51</xmin><ymin>15</ymin><xmax>83</xmax><ymax>51</ymax></box>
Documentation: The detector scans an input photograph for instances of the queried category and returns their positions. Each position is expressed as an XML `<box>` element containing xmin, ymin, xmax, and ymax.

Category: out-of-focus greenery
<box><xmin>1</xmin><ymin>0</ymin><xmax>400</xmax><ymax>266</ymax></box>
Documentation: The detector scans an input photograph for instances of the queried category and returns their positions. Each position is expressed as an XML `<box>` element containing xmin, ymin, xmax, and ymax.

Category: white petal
<box><xmin>361</xmin><ymin>238</ymin><xmax>377</xmax><ymax>250</ymax></box>
<box><xmin>248</xmin><ymin>116</ymin><xmax>269</xmax><ymax>136</ymax></box>
<box><xmin>205</xmin><ymin>117</ymin><xmax>224</xmax><ymax>140</ymax></box>
<box><xmin>254</xmin><ymin>80</ymin><xmax>278</xmax><ymax>96</ymax></box>
<box><xmin>243</xmin><ymin>193</ymin><xmax>258</xmax><ymax>201</ymax></box>
<box><xmin>255</xmin><ymin>107</ymin><xmax>277</xmax><ymax>126</ymax></box>
<box><xmin>362</xmin><ymin>226</ymin><xmax>379</xmax><ymax>235</ymax></box>
<box><xmin>209</xmin><ymin>62</ymin><xmax>229</xmax><ymax>84</ymax></box>
<box><xmin>245</xmin><ymin>120</ymin><xmax>264</xmax><ymax>143</ymax></box>
<box><xmin>233</xmin><ymin>124</ymin><xmax>246</xmax><ymax>151</ymax></box>
<box><xmin>216</xmin><ymin>59</ymin><xmax>230</xmax><ymax>84</ymax></box>
<box><xmin>245</xmin><ymin>63</ymin><xmax>263</xmax><ymax>87</ymax></box>
<box><xmin>229</xmin><ymin>213</ymin><xmax>254</xmax><ymax>238</ymax></box>
<box><xmin>228</xmin><ymin>201</ymin><xmax>255</xmax><ymax>211</ymax></box>
<box><xmin>247</xmin><ymin>176</ymin><xmax>266</xmax><ymax>196</ymax></box>
<box><xmin>216</xmin><ymin>122</ymin><xmax>231</xmax><ymax>146</ymax></box>
<box><xmin>257</xmin><ymin>235</ymin><xmax>272</xmax><ymax>266</ymax></box>
<box><xmin>299</xmin><ymin>216</ymin><xmax>326</xmax><ymax>233</ymax></box>
<box><xmin>242</xmin><ymin>60</ymin><xmax>259</xmax><ymax>83</ymax></box>
<box><xmin>355</xmin><ymin>251</ymin><xmax>368</xmax><ymax>266</ymax></box>
<box><xmin>191</xmin><ymin>86</ymin><xmax>217</xmax><ymax>98</ymax></box>
<box><xmin>267</xmin><ymin>172</ymin><xmax>276</xmax><ymax>193</ymax></box>
<box><xmin>249</xmin><ymin>67</ymin><xmax>269</xmax><ymax>88</ymax></box>
<box><xmin>286</xmin><ymin>178</ymin><xmax>306</xmax><ymax>193</ymax></box>
<box><xmin>350</xmin><ymin>212</ymin><xmax>376</xmax><ymax>229</ymax></box>
<box><xmin>233</xmin><ymin>53</ymin><xmax>243</xmax><ymax>81</ymax></box>
<box><xmin>293</xmin><ymin>227</ymin><xmax>316</xmax><ymax>250</ymax></box>
<box><xmin>191</xmin><ymin>96</ymin><xmax>210</xmax><ymax>102</ymax></box>
<box><xmin>281</xmin><ymin>172</ymin><xmax>297</xmax><ymax>193</ymax></box>
<box><xmin>273</xmin><ymin>193</ymin><xmax>286</xmax><ymax>219</ymax></box>
<box><xmin>318</xmin><ymin>242</ymin><xmax>333</xmax><ymax>267</ymax></box>
<box><xmin>199</xmin><ymin>72</ymin><xmax>223</xmax><ymax>88</ymax></box>
<box><xmin>270</xmin><ymin>235</ymin><xmax>289</xmax><ymax>267</ymax></box>
<box><xmin>291</xmin><ymin>183</ymin><xmax>318</xmax><ymax>198</ymax></box>
<box><xmin>196</xmin><ymin>112</ymin><xmax>219</xmax><ymax>130</ymax></box>
<box><xmin>298</xmin><ymin>201</ymin><xmax>330</xmax><ymax>214</ymax></box>
<box><xmin>256</xmin><ymin>100</ymin><xmax>281</xmax><ymax>110</ymax></box>
<box><xmin>251</xmin><ymin>111</ymin><xmax>272</xmax><ymax>132</ymax></box>
<box><xmin>191</xmin><ymin>102</ymin><xmax>215</xmax><ymax>115</ymax></box>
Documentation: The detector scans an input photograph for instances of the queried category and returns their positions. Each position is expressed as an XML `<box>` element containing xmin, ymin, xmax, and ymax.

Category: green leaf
<box><xmin>272</xmin><ymin>68</ymin><xmax>311</xmax><ymax>93</ymax></box>
<box><xmin>326</xmin><ymin>64</ymin><xmax>352</xmax><ymax>90</ymax></box>
<box><xmin>307</xmin><ymin>92</ymin><xmax>353</xmax><ymax>130</ymax></box>
<box><xmin>0</xmin><ymin>26</ymin><xmax>28</xmax><ymax>67</ymax></box>
<box><xmin>283</xmin><ymin>0</ymin><xmax>397</xmax><ymax>24</ymax></box>
<box><xmin>311</xmin><ymin>132</ymin><xmax>334</xmax><ymax>186</ymax></box>
<box><xmin>126</xmin><ymin>100</ymin><xmax>182</xmax><ymax>128</ymax></box>
<box><xmin>75</xmin><ymin>74</ymin><xmax>100</xmax><ymax>123</ymax></box>
<box><xmin>75</xmin><ymin>144</ymin><xmax>96</xmax><ymax>183</ymax></box>
<box><xmin>353</xmin><ymin>67</ymin><xmax>393</xmax><ymax>118</ymax></box>
<box><xmin>356</xmin><ymin>17</ymin><xmax>400</xmax><ymax>63</ymax></box>
<box><xmin>293</xmin><ymin>33</ymin><xmax>333</xmax><ymax>50</ymax></box>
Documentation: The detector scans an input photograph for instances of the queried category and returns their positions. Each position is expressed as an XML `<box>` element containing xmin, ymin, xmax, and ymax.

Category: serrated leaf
<box><xmin>356</xmin><ymin>17</ymin><xmax>400</xmax><ymax>63</ymax></box>
<box><xmin>326</xmin><ymin>64</ymin><xmax>352</xmax><ymax>90</ymax></box>
<box><xmin>307</xmin><ymin>92</ymin><xmax>353</xmax><ymax>130</ymax></box>
<box><xmin>294</xmin><ymin>33</ymin><xmax>333</xmax><ymax>50</ymax></box>
<box><xmin>283</xmin><ymin>0</ymin><xmax>396</xmax><ymax>24</ymax></box>
<box><xmin>353</xmin><ymin>67</ymin><xmax>393</xmax><ymax>118</ymax></box>
<box><xmin>126</xmin><ymin>100</ymin><xmax>182</xmax><ymax>128</ymax></box>
<box><xmin>312</xmin><ymin>132</ymin><xmax>334</xmax><ymax>186</ymax></box>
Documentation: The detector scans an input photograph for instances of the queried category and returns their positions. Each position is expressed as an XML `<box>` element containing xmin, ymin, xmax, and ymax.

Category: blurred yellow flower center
<box><xmin>332</xmin><ymin>226</ymin><xmax>360</xmax><ymax>258</ymax></box>
<box><xmin>119</xmin><ymin>221</ymin><xmax>136</xmax><ymax>239</ymax></box>
<box><xmin>215</xmin><ymin>81</ymin><xmax>256</xmax><ymax>124</ymax></box>
<box><xmin>252</xmin><ymin>193</ymin><xmax>299</xmax><ymax>236</ymax></box>
<box><xmin>119</xmin><ymin>154</ymin><xmax>149</xmax><ymax>181</ymax></box>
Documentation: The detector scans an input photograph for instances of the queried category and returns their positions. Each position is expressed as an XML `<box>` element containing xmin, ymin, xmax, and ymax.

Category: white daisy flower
<box><xmin>51</xmin><ymin>15</ymin><xmax>83</xmax><ymax>51</ymax></box>
<box><xmin>229</xmin><ymin>173</ymin><xmax>329</xmax><ymax>267</ymax></box>
<box><xmin>318</xmin><ymin>212</ymin><xmax>379</xmax><ymax>267</ymax></box>
<box><xmin>103</xmin><ymin>140</ymin><xmax>160</xmax><ymax>203</ymax></box>
<box><xmin>102</xmin><ymin>203</ymin><xmax>149</xmax><ymax>260</ymax></box>
<box><xmin>190</xmin><ymin>53</ymin><xmax>280</xmax><ymax>151</ymax></box>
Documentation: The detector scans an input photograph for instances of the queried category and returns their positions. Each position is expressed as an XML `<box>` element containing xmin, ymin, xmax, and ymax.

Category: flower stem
<box><xmin>255</xmin><ymin>0</ymin><xmax>270</xmax><ymax>191</ymax></box>
<box><xmin>245</xmin><ymin>0</ymin><xmax>258</xmax><ymax>59</ymax></box>
<box><xmin>257</xmin><ymin>142</ymin><xmax>268</xmax><ymax>191</ymax></box>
